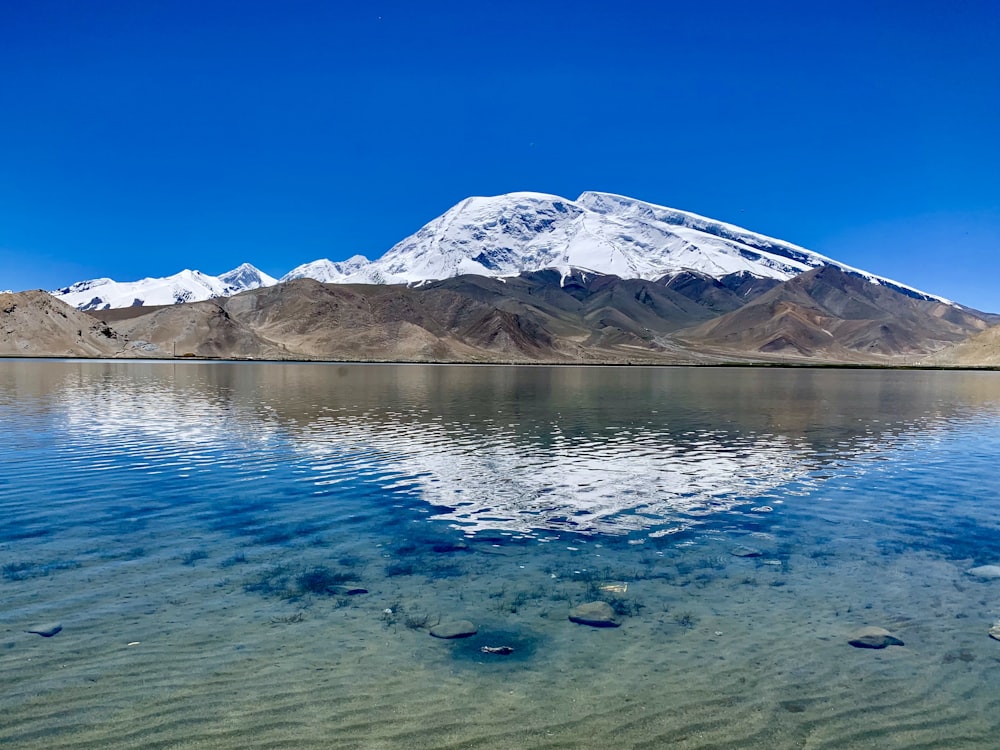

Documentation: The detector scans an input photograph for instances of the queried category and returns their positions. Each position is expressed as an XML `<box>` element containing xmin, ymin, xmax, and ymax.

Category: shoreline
<box><xmin>0</xmin><ymin>354</ymin><xmax>998</xmax><ymax>371</ymax></box>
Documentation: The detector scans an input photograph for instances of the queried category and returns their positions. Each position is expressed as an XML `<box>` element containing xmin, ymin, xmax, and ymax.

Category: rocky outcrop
<box><xmin>0</xmin><ymin>291</ymin><xmax>120</xmax><ymax>357</ymax></box>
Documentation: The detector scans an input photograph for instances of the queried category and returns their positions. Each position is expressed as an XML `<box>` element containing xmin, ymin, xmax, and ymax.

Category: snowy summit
<box><xmin>314</xmin><ymin>191</ymin><xmax>942</xmax><ymax>302</ymax></box>
<box><xmin>52</xmin><ymin>264</ymin><xmax>277</xmax><ymax>311</ymax></box>
<box><xmin>50</xmin><ymin>191</ymin><xmax>946</xmax><ymax>310</ymax></box>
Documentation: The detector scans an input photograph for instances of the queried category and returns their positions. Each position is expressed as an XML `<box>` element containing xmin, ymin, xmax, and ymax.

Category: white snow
<box><xmin>219</xmin><ymin>263</ymin><xmax>278</xmax><ymax>290</ymax></box>
<box><xmin>51</xmin><ymin>264</ymin><xmax>278</xmax><ymax>311</ymax></box>
<box><xmin>281</xmin><ymin>256</ymin><xmax>371</xmax><ymax>284</ymax></box>
<box><xmin>288</xmin><ymin>190</ymin><xmax>950</xmax><ymax>303</ymax></box>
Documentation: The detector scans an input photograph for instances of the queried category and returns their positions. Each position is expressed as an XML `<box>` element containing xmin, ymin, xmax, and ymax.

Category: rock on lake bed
<box><xmin>966</xmin><ymin>565</ymin><xmax>1000</xmax><ymax>580</ymax></box>
<box><xmin>848</xmin><ymin>626</ymin><xmax>904</xmax><ymax>649</ymax></box>
<box><xmin>429</xmin><ymin>620</ymin><xmax>478</xmax><ymax>639</ymax></box>
<box><xmin>568</xmin><ymin>601</ymin><xmax>620</xmax><ymax>628</ymax></box>
<box><xmin>25</xmin><ymin>622</ymin><xmax>62</xmax><ymax>637</ymax></box>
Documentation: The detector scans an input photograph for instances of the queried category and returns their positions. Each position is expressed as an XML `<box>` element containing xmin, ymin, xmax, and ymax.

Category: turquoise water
<box><xmin>2</xmin><ymin>360</ymin><xmax>1000</xmax><ymax>748</ymax></box>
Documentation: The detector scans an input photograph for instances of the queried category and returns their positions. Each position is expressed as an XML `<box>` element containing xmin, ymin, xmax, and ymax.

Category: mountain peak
<box><xmin>48</xmin><ymin>190</ymin><xmax>950</xmax><ymax>310</ymax></box>
<box><xmin>52</xmin><ymin>265</ymin><xmax>278</xmax><ymax>311</ymax></box>
<box><xmin>312</xmin><ymin>190</ymin><xmax>946</xmax><ymax>303</ymax></box>
<box><xmin>281</xmin><ymin>256</ymin><xmax>371</xmax><ymax>284</ymax></box>
<box><xmin>220</xmin><ymin>263</ymin><xmax>278</xmax><ymax>290</ymax></box>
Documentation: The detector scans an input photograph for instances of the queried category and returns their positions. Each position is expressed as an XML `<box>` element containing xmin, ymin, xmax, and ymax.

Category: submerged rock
<box><xmin>430</xmin><ymin>620</ymin><xmax>478</xmax><ymax>639</ymax></box>
<box><xmin>326</xmin><ymin>585</ymin><xmax>368</xmax><ymax>596</ymax></box>
<box><xmin>989</xmin><ymin>622</ymin><xmax>1000</xmax><ymax>642</ymax></box>
<box><xmin>432</xmin><ymin>541</ymin><xmax>470</xmax><ymax>554</ymax></box>
<box><xmin>568</xmin><ymin>601</ymin><xmax>620</xmax><ymax>628</ymax></box>
<box><xmin>966</xmin><ymin>565</ymin><xmax>1000</xmax><ymax>580</ymax></box>
<box><xmin>25</xmin><ymin>622</ymin><xmax>62</xmax><ymax>638</ymax></box>
<box><xmin>848</xmin><ymin>626</ymin><xmax>904</xmax><ymax>649</ymax></box>
<box><xmin>730</xmin><ymin>545</ymin><xmax>763</xmax><ymax>558</ymax></box>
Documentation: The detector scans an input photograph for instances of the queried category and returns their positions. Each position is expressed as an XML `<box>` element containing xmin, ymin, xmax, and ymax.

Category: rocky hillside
<box><xmin>675</xmin><ymin>266</ymin><xmax>993</xmax><ymax>362</ymax></box>
<box><xmin>930</xmin><ymin>326</ymin><xmax>1000</xmax><ymax>367</ymax></box>
<box><xmin>5</xmin><ymin>268</ymin><xmax>998</xmax><ymax>366</ymax></box>
<box><xmin>0</xmin><ymin>290</ymin><xmax>120</xmax><ymax>357</ymax></box>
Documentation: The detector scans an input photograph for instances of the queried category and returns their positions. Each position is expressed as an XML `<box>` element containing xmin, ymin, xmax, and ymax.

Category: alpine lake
<box><xmin>2</xmin><ymin>360</ymin><xmax>1000</xmax><ymax>749</ymax></box>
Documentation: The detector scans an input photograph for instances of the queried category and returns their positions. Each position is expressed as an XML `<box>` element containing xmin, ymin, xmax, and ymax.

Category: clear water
<box><xmin>2</xmin><ymin>360</ymin><xmax>1000</xmax><ymax>748</ymax></box>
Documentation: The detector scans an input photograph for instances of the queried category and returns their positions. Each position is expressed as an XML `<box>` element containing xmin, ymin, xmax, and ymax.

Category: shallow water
<box><xmin>2</xmin><ymin>360</ymin><xmax>1000</xmax><ymax>748</ymax></box>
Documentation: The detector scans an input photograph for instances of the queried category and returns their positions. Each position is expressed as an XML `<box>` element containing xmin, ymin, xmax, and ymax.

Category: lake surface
<box><xmin>2</xmin><ymin>360</ymin><xmax>1000</xmax><ymax>749</ymax></box>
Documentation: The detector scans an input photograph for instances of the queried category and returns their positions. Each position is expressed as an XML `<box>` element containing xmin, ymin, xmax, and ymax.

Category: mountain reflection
<box><xmin>10</xmin><ymin>360</ymin><xmax>1000</xmax><ymax>536</ymax></box>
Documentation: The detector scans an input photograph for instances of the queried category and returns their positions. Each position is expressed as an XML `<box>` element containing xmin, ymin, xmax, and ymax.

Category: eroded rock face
<box><xmin>848</xmin><ymin>626</ymin><xmax>904</xmax><ymax>649</ymax></box>
<box><xmin>568</xmin><ymin>601</ymin><xmax>620</xmax><ymax>628</ymax></box>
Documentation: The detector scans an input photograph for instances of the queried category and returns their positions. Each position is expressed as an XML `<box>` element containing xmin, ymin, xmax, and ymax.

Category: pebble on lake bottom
<box><xmin>25</xmin><ymin>622</ymin><xmax>63</xmax><ymax>638</ymax></box>
<box><xmin>966</xmin><ymin>565</ymin><xmax>1000</xmax><ymax>580</ymax></box>
<box><xmin>848</xmin><ymin>626</ymin><xmax>904</xmax><ymax>649</ymax></box>
<box><xmin>429</xmin><ymin>620</ymin><xmax>478</xmax><ymax>639</ymax></box>
<box><xmin>568</xmin><ymin>601</ymin><xmax>620</xmax><ymax>628</ymax></box>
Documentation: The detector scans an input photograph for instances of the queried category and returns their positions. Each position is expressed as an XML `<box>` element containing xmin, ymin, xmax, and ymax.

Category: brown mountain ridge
<box><xmin>3</xmin><ymin>267</ymin><xmax>998</xmax><ymax>365</ymax></box>
<box><xmin>675</xmin><ymin>266</ymin><xmax>995</xmax><ymax>361</ymax></box>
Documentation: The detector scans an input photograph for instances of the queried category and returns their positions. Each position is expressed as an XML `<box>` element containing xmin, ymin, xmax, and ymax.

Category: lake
<box><xmin>2</xmin><ymin>360</ymin><xmax>1000</xmax><ymax>749</ymax></box>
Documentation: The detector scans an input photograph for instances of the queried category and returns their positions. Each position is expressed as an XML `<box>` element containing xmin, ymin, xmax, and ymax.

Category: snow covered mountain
<box><xmin>218</xmin><ymin>263</ymin><xmax>279</xmax><ymax>291</ymax></box>
<box><xmin>281</xmin><ymin>256</ymin><xmax>370</xmax><ymax>284</ymax></box>
<box><xmin>304</xmin><ymin>191</ymin><xmax>946</xmax><ymax>302</ymax></box>
<box><xmin>52</xmin><ymin>264</ymin><xmax>277</xmax><ymax>311</ymax></box>
<box><xmin>50</xmin><ymin>191</ymin><xmax>947</xmax><ymax>311</ymax></box>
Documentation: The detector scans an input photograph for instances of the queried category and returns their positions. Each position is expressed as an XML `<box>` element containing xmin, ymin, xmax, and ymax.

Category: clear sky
<box><xmin>2</xmin><ymin>0</ymin><xmax>998</xmax><ymax>310</ymax></box>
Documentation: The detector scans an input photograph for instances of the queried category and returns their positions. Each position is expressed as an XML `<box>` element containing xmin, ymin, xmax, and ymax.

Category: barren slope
<box><xmin>675</xmin><ymin>266</ymin><xmax>991</xmax><ymax>362</ymax></box>
<box><xmin>38</xmin><ymin>267</ymin><xmax>997</xmax><ymax>366</ymax></box>
<box><xmin>0</xmin><ymin>291</ymin><xmax>120</xmax><ymax>357</ymax></box>
<box><xmin>111</xmin><ymin>299</ymin><xmax>287</xmax><ymax>359</ymax></box>
<box><xmin>930</xmin><ymin>325</ymin><xmax>1000</xmax><ymax>366</ymax></box>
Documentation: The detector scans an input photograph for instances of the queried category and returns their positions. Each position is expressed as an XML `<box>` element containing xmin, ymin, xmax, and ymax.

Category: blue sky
<box><xmin>2</xmin><ymin>0</ymin><xmax>999</xmax><ymax>309</ymax></box>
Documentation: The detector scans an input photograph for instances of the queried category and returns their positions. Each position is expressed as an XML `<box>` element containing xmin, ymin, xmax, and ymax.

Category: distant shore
<box><xmin>1</xmin><ymin>354</ymin><xmax>997</xmax><ymax>372</ymax></box>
